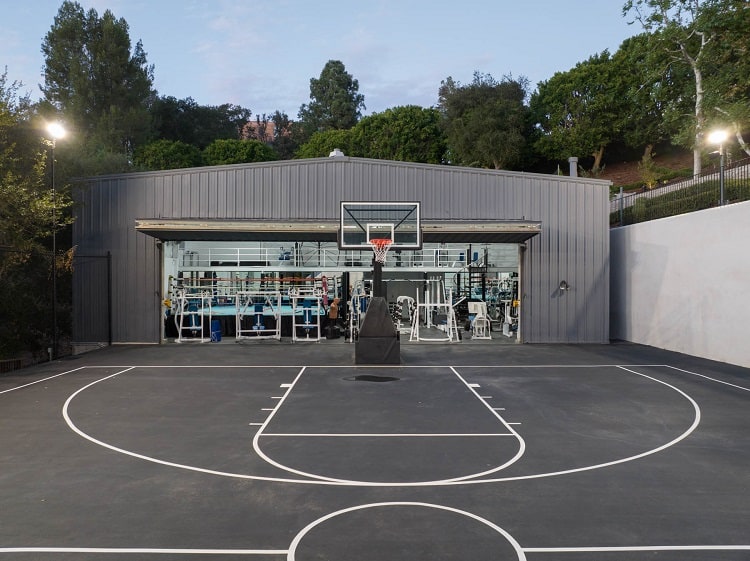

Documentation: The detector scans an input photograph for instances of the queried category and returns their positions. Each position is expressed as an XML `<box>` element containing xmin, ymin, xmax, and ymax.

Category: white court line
<box><xmin>0</xmin><ymin>547</ymin><xmax>286</xmax><ymax>555</ymax></box>
<box><xmin>453</xmin><ymin>364</ymin><xmax>667</xmax><ymax>368</ymax></box>
<box><xmin>261</xmin><ymin>433</ymin><xmax>515</xmax><ymax>437</ymax></box>
<box><xmin>251</xmin><ymin>366</ymin><xmax>526</xmax><ymax>485</ymax></box>
<box><xmin>0</xmin><ymin>366</ymin><xmax>86</xmax><ymax>394</ymax></box>
<box><xmin>62</xmin><ymin>366</ymin><xmax>330</xmax><ymax>485</ymax></box>
<box><xmin>436</xmin><ymin>365</ymin><xmax>703</xmax><ymax>485</ymax></box>
<box><xmin>665</xmin><ymin>365</ymin><xmax>750</xmax><ymax>392</ymax></box>
<box><xmin>525</xmin><ymin>545</ymin><xmax>750</xmax><ymax>553</ymax></box>
<box><xmin>62</xmin><ymin>364</ymin><xmax>705</xmax><ymax>487</ymax></box>
<box><xmin>81</xmin><ymin>364</ymin><xmax>668</xmax><ymax>369</ymax></box>
<box><xmin>444</xmin><ymin>367</ymin><xmax>526</xmax><ymax>482</ymax></box>
<box><xmin>287</xmin><ymin>502</ymin><xmax>526</xmax><ymax>561</ymax></box>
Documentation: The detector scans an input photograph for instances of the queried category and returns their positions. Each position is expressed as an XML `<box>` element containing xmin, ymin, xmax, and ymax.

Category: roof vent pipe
<box><xmin>568</xmin><ymin>156</ymin><xmax>578</xmax><ymax>177</ymax></box>
<box><xmin>329</xmin><ymin>148</ymin><xmax>345</xmax><ymax>158</ymax></box>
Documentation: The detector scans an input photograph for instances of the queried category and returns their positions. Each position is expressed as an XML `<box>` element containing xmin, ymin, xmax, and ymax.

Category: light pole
<box><xmin>708</xmin><ymin>129</ymin><xmax>728</xmax><ymax>206</ymax></box>
<box><xmin>47</xmin><ymin>122</ymin><xmax>66</xmax><ymax>359</ymax></box>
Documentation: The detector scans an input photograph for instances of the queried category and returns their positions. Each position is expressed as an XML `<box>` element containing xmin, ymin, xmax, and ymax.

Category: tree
<box><xmin>295</xmin><ymin>129</ymin><xmax>353</xmax><ymax>159</ymax></box>
<box><xmin>699</xmin><ymin>0</ymin><xmax>750</xmax><ymax>156</ymax></box>
<box><xmin>438</xmin><ymin>72</ymin><xmax>529</xmax><ymax>170</ymax></box>
<box><xmin>41</xmin><ymin>1</ymin><xmax>155</xmax><ymax>170</ymax></box>
<box><xmin>622</xmin><ymin>0</ymin><xmax>749</xmax><ymax>172</ymax></box>
<box><xmin>133</xmin><ymin>139</ymin><xmax>202</xmax><ymax>170</ymax></box>
<box><xmin>202</xmin><ymin>139</ymin><xmax>278</xmax><ymax>166</ymax></box>
<box><xmin>269</xmin><ymin>110</ymin><xmax>298</xmax><ymax>160</ymax></box>
<box><xmin>0</xmin><ymin>70</ymin><xmax>71</xmax><ymax>357</ymax></box>
<box><xmin>150</xmin><ymin>96</ymin><xmax>252</xmax><ymax>150</ymax></box>
<box><xmin>612</xmin><ymin>33</ymin><xmax>693</xmax><ymax>160</ymax></box>
<box><xmin>350</xmin><ymin>105</ymin><xmax>447</xmax><ymax>163</ymax></box>
<box><xmin>297</xmin><ymin>60</ymin><xmax>365</xmax><ymax>141</ymax></box>
<box><xmin>530</xmin><ymin>52</ymin><xmax>624</xmax><ymax>173</ymax></box>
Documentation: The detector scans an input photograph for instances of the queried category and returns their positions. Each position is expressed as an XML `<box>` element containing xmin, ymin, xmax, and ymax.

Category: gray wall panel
<box><xmin>73</xmin><ymin>157</ymin><xmax>610</xmax><ymax>344</ymax></box>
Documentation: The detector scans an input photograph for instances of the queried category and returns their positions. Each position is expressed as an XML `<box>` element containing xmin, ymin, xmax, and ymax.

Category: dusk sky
<box><xmin>2</xmin><ymin>0</ymin><xmax>641</xmax><ymax>118</ymax></box>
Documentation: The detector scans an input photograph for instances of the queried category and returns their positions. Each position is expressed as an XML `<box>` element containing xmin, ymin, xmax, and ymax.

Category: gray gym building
<box><xmin>72</xmin><ymin>152</ymin><xmax>611</xmax><ymax>349</ymax></box>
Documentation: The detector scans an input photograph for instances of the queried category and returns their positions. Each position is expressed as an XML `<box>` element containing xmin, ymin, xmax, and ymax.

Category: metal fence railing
<box><xmin>610</xmin><ymin>157</ymin><xmax>750</xmax><ymax>227</ymax></box>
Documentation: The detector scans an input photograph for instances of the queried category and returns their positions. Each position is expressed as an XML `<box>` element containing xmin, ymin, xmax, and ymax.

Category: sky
<box><xmin>1</xmin><ymin>0</ymin><xmax>641</xmax><ymax>118</ymax></box>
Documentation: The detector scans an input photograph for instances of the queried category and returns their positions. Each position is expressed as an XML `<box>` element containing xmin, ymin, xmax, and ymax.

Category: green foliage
<box><xmin>269</xmin><ymin>111</ymin><xmax>298</xmax><ymax>160</ymax></box>
<box><xmin>700</xmin><ymin>1</ymin><xmax>750</xmax><ymax>153</ymax></box>
<box><xmin>202</xmin><ymin>139</ymin><xmax>278</xmax><ymax>166</ymax></box>
<box><xmin>612</xmin><ymin>177</ymin><xmax>750</xmax><ymax>226</ymax></box>
<box><xmin>622</xmin><ymin>0</ymin><xmax>750</xmax><ymax>172</ymax></box>
<box><xmin>134</xmin><ymin>139</ymin><xmax>203</xmax><ymax>170</ymax></box>
<box><xmin>296</xmin><ymin>106</ymin><xmax>447</xmax><ymax>163</ymax></box>
<box><xmin>612</xmin><ymin>33</ymin><xmax>692</xmax><ymax>153</ymax></box>
<box><xmin>350</xmin><ymin>106</ymin><xmax>447</xmax><ymax>163</ymax></box>
<box><xmin>41</xmin><ymin>1</ymin><xmax>155</xmax><ymax>169</ymax></box>
<box><xmin>638</xmin><ymin>151</ymin><xmax>659</xmax><ymax>188</ymax></box>
<box><xmin>297</xmin><ymin>60</ymin><xmax>365</xmax><ymax>141</ymax></box>
<box><xmin>439</xmin><ymin>72</ymin><xmax>528</xmax><ymax>170</ymax></box>
<box><xmin>0</xmin><ymin>71</ymin><xmax>72</xmax><ymax>358</ymax></box>
<box><xmin>530</xmin><ymin>51</ymin><xmax>625</xmax><ymax>172</ymax></box>
<box><xmin>150</xmin><ymin>96</ymin><xmax>252</xmax><ymax>150</ymax></box>
<box><xmin>295</xmin><ymin>130</ymin><xmax>353</xmax><ymax>159</ymax></box>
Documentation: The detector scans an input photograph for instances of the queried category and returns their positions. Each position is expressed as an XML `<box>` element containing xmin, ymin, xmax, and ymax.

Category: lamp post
<box><xmin>708</xmin><ymin>129</ymin><xmax>728</xmax><ymax>206</ymax></box>
<box><xmin>47</xmin><ymin>122</ymin><xmax>66</xmax><ymax>359</ymax></box>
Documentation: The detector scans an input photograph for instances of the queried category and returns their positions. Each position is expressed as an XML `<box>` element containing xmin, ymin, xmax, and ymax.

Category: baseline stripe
<box><xmin>665</xmin><ymin>365</ymin><xmax>750</xmax><ymax>392</ymax></box>
<box><xmin>260</xmin><ymin>433</ymin><xmax>515</xmax><ymax>437</ymax></box>
<box><xmin>0</xmin><ymin>547</ymin><xmax>287</xmax><ymax>555</ymax></box>
<box><xmin>0</xmin><ymin>366</ymin><xmax>87</xmax><ymax>394</ymax></box>
<box><xmin>525</xmin><ymin>545</ymin><xmax>750</xmax><ymax>552</ymax></box>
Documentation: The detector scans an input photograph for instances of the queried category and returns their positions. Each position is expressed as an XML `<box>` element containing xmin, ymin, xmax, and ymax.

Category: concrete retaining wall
<box><xmin>611</xmin><ymin>201</ymin><xmax>750</xmax><ymax>367</ymax></box>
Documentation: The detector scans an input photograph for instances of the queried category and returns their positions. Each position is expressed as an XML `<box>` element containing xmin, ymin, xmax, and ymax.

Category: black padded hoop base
<box><xmin>354</xmin><ymin>297</ymin><xmax>400</xmax><ymax>364</ymax></box>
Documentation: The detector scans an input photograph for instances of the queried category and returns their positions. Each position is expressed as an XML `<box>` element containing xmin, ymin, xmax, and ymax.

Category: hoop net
<box><xmin>369</xmin><ymin>238</ymin><xmax>392</xmax><ymax>264</ymax></box>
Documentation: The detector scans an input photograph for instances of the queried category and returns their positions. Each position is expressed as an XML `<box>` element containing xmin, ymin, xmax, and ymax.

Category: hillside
<box><xmin>599</xmin><ymin>150</ymin><xmax>694</xmax><ymax>189</ymax></box>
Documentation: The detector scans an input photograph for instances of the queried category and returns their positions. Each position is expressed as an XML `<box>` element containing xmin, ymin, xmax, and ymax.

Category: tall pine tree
<box><xmin>41</xmin><ymin>1</ymin><xmax>155</xmax><ymax>171</ymax></box>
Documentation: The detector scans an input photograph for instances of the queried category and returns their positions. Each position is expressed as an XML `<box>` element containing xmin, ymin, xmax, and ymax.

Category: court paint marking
<box><xmin>62</xmin><ymin>364</ymin><xmax>703</xmax><ymax>487</ymax></box>
<box><xmin>525</xmin><ymin>545</ymin><xmax>750</xmax><ymax>553</ymax></box>
<box><xmin>261</xmin><ymin>433</ymin><xmax>516</xmax><ymax>437</ymax></box>
<box><xmin>443</xmin><ymin>366</ymin><xmax>527</xmax><ymax>482</ymax></box>
<box><xmin>286</xmin><ymin>502</ymin><xmax>527</xmax><ymax>561</ymax></box>
<box><xmin>251</xmin><ymin>366</ymin><xmax>525</xmax><ymax>485</ymax></box>
<box><xmin>0</xmin><ymin>547</ymin><xmax>286</xmax><ymax>555</ymax></box>
<box><xmin>0</xmin><ymin>366</ymin><xmax>86</xmax><ymax>395</ymax></box>
<box><xmin>452</xmin><ymin>364</ymin><xmax>668</xmax><ymax>368</ymax></box>
<box><xmin>458</xmin><ymin>365</ymin><xmax>702</xmax><ymax>484</ymax></box>
<box><xmin>62</xmin><ymin>366</ymin><xmax>327</xmax><ymax>485</ymax></box>
<box><xmin>665</xmin><ymin>365</ymin><xmax>750</xmax><ymax>392</ymax></box>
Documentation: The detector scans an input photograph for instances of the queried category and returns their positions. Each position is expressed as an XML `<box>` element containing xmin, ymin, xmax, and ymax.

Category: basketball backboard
<box><xmin>339</xmin><ymin>201</ymin><xmax>421</xmax><ymax>250</ymax></box>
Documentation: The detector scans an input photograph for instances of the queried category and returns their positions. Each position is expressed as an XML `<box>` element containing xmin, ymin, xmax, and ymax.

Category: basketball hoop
<box><xmin>369</xmin><ymin>238</ymin><xmax>392</xmax><ymax>264</ymax></box>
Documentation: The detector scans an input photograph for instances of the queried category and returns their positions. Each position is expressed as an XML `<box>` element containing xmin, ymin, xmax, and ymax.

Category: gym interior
<box><xmin>161</xmin><ymin>239</ymin><xmax>522</xmax><ymax>344</ymax></box>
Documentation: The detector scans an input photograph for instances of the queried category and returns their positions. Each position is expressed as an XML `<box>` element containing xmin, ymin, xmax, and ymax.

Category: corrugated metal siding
<box><xmin>73</xmin><ymin>157</ymin><xmax>610</xmax><ymax>344</ymax></box>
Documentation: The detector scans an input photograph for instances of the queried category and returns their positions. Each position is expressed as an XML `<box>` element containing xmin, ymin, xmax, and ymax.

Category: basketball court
<box><xmin>1</xmin><ymin>342</ymin><xmax>748</xmax><ymax>559</ymax></box>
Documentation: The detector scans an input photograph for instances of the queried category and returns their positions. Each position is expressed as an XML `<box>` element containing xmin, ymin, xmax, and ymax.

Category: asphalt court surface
<box><xmin>1</xmin><ymin>341</ymin><xmax>749</xmax><ymax>560</ymax></box>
